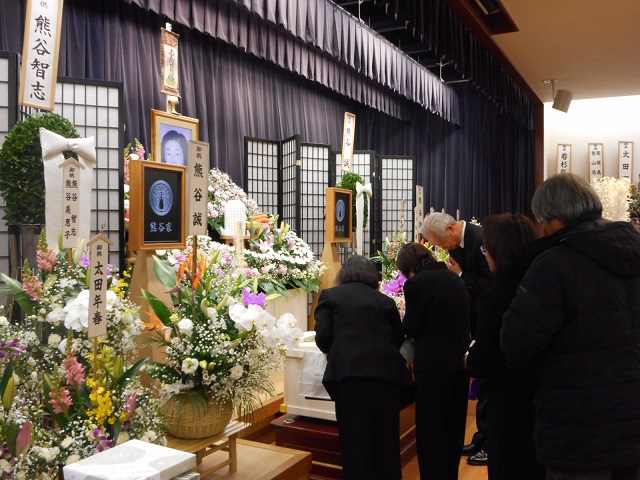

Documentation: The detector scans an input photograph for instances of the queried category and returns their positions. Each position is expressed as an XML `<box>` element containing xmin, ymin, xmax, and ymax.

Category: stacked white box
<box><xmin>63</xmin><ymin>439</ymin><xmax>196</xmax><ymax>480</ymax></box>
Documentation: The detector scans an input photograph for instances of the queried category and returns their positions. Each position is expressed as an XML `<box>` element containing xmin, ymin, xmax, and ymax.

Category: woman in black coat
<box><xmin>396</xmin><ymin>242</ymin><xmax>471</xmax><ymax>480</ymax></box>
<box><xmin>466</xmin><ymin>214</ymin><xmax>544</xmax><ymax>480</ymax></box>
<box><xmin>315</xmin><ymin>255</ymin><xmax>413</xmax><ymax>480</ymax></box>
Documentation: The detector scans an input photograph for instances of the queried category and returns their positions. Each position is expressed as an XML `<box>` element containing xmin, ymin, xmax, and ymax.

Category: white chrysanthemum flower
<box><xmin>0</xmin><ymin>316</ymin><xmax>8</xmax><ymax>327</ymax></box>
<box><xmin>65</xmin><ymin>454</ymin><xmax>81</xmax><ymax>465</ymax></box>
<box><xmin>206</xmin><ymin>307</ymin><xmax>218</xmax><ymax>320</ymax></box>
<box><xmin>177</xmin><ymin>318</ymin><xmax>194</xmax><ymax>336</ymax></box>
<box><xmin>61</xmin><ymin>437</ymin><xmax>74</xmax><ymax>448</ymax></box>
<box><xmin>0</xmin><ymin>459</ymin><xmax>11</xmax><ymax>472</ymax></box>
<box><xmin>48</xmin><ymin>333</ymin><xmax>62</xmax><ymax>347</ymax></box>
<box><xmin>229</xmin><ymin>365</ymin><xmax>243</xmax><ymax>380</ymax></box>
<box><xmin>181</xmin><ymin>358</ymin><xmax>199</xmax><ymax>374</ymax></box>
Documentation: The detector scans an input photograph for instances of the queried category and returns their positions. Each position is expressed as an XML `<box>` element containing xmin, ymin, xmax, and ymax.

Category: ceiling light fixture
<box><xmin>544</xmin><ymin>79</ymin><xmax>573</xmax><ymax>113</ymax></box>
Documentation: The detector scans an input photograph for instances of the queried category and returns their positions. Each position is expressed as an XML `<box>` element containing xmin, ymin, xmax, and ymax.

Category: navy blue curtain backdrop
<box><xmin>0</xmin><ymin>0</ymin><xmax>534</xmax><ymax>220</ymax></box>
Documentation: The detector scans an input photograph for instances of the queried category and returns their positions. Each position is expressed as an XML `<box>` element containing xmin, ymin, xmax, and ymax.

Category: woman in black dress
<box><xmin>396</xmin><ymin>242</ymin><xmax>471</xmax><ymax>480</ymax></box>
<box><xmin>315</xmin><ymin>255</ymin><xmax>413</xmax><ymax>480</ymax></box>
<box><xmin>466</xmin><ymin>214</ymin><xmax>544</xmax><ymax>480</ymax></box>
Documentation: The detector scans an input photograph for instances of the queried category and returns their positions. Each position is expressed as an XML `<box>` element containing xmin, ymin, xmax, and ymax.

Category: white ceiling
<box><xmin>490</xmin><ymin>0</ymin><xmax>640</xmax><ymax>103</ymax></box>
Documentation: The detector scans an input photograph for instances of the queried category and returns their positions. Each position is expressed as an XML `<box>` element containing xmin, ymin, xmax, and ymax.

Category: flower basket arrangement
<box><xmin>0</xmin><ymin>235</ymin><xmax>164</xmax><ymax>476</ymax></box>
<box><xmin>142</xmin><ymin>240</ymin><xmax>304</xmax><ymax>438</ymax></box>
<box><xmin>245</xmin><ymin>217</ymin><xmax>327</xmax><ymax>295</ymax></box>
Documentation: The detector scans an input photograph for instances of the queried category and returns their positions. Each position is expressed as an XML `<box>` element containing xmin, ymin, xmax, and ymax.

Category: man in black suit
<box><xmin>422</xmin><ymin>212</ymin><xmax>493</xmax><ymax>466</ymax></box>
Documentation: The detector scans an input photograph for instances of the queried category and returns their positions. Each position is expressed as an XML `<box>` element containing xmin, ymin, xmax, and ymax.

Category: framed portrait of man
<box><xmin>151</xmin><ymin>109</ymin><xmax>199</xmax><ymax>166</ymax></box>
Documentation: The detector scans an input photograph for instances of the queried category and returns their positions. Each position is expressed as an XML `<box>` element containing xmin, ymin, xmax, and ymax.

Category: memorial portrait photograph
<box><xmin>151</xmin><ymin>109</ymin><xmax>199</xmax><ymax>166</ymax></box>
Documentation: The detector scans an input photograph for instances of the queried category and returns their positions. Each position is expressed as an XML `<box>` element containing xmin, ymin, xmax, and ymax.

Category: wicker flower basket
<box><xmin>161</xmin><ymin>394</ymin><xmax>233</xmax><ymax>439</ymax></box>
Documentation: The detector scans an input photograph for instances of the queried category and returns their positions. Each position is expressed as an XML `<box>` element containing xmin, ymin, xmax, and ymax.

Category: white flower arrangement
<box><xmin>143</xmin><ymin>240</ymin><xmax>303</xmax><ymax>416</ymax></box>
<box><xmin>591</xmin><ymin>176</ymin><xmax>631</xmax><ymax>222</ymax></box>
<box><xmin>207</xmin><ymin>168</ymin><xmax>260</xmax><ymax>234</ymax></box>
<box><xmin>245</xmin><ymin>221</ymin><xmax>327</xmax><ymax>295</ymax></box>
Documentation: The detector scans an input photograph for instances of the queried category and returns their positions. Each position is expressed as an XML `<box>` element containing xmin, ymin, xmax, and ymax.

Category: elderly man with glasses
<box><xmin>421</xmin><ymin>212</ymin><xmax>494</xmax><ymax>466</ymax></box>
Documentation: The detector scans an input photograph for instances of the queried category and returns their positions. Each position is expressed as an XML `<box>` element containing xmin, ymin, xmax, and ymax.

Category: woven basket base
<box><xmin>162</xmin><ymin>396</ymin><xmax>233</xmax><ymax>439</ymax></box>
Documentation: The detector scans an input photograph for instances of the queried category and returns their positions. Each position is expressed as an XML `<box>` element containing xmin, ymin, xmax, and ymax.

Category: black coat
<box><xmin>449</xmin><ymin>222</ymin><xmax>493</xmax><ymax>336</ymax></box>
<box><xmin>467</xmin><ymin>276</ymin><xmax>543</xmax><ymax>480</ymax></box>
<box><xmin>449</xmin><ymin>222</ymin><xmax>493</xmax><ymax>301</ymax></box>
<box><xmin>501</xmin><ymin>218</ymin><xmax>640</xmax><ymax>471</ymax></box>
<box><xmin>402</xmin><ymin>261</ymin><xmax>471</xmax><ymax>372</ymax></box>
<box><xmin>314</xmin><ymin>282</ymin><xmax>413</xmax><ymax>390</ymax></box>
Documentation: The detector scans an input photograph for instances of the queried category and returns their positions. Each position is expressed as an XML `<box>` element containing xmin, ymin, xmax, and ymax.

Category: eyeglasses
<box><xmin>480</xmin><ymin>246</ymin><xmax>487</xmax><ymax>256</ymax></box>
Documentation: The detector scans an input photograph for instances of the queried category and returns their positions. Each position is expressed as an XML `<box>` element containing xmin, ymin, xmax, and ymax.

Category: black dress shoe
<box><xmin>461</xmin><ymin>443</ymin><xmax>480</xmax><ymax>456</ymax></box>
<box><xmin>467</xmin><ymin>449</ymin><xmax>488</xmax><ymax>466</ymax></box>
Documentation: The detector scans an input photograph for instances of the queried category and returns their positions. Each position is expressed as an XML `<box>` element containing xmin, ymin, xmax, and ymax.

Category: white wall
<box><xmin>544</xmin><ymin>96</ymin><xmax>640</xmax><ymax>183</ymax></box>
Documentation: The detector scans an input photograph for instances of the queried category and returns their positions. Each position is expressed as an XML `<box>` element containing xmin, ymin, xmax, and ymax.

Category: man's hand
<box><xmin>447</xmin><ymin>257</ymin><xmax>462</xmax><ymax>276</ymax></box>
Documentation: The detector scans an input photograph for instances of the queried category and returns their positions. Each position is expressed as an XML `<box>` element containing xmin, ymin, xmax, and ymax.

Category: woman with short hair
<box><xmin>315</xmin><ymin>255</ymin><xmax>413</xmax><ymax>480</ymax></box>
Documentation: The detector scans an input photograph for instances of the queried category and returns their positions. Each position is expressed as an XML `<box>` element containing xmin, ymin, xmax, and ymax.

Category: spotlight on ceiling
<box><xmin>544</xmin><ymin>79</ymin><xmax>573</xmax><ymax>113</ymax></box>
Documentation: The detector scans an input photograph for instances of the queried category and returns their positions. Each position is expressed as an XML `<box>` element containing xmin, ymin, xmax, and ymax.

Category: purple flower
<box><xmin>80</xmin><ymin>255</ymin><xmax>91</xmax><ymax>268</ymax></box>
<box><xmin>242</xmin><ymin>289</ymin><xmax>267</xmax><ymax>308</ymax></box>
<box><xmin>383</xmin><ymin>273</ymin><xmax>407</xmax><ymax>296</ymax></box>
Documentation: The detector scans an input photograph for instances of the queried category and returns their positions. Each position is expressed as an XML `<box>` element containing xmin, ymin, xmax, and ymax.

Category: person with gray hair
<box><xmin>421</xmin><ymin>211</ymin><xmax>493</xmax><ymax>465</ymax></box>
<box><xmin>501</xmin><ymin>173</ymin><xmax>640</xmax><ymax>480</ymax></box>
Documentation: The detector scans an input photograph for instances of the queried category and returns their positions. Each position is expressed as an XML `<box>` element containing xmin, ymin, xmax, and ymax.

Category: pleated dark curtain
<box><xmin>0</xmin><ymin>0</ymin><xmax>534</xmax><ymax>220</ymax></box>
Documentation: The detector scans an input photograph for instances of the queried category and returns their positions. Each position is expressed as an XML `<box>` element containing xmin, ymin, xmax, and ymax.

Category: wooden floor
<box><xmin>246</xmin><ymin>397</ymin><xmax>487</xmax><ymax>480</ymax></box>
<box><xmin>402</xmin><ymin>400</ymin><xmax>488</xmax><ymax>480</ymax></box>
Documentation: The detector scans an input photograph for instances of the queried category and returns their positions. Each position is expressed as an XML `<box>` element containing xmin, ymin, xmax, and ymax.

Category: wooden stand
<box><xmin>271</xmin><ymin>402</ymin><xmax>416</xmax><ymax>480</ymax></box>
<box><xmin>168</xmin><ymin>427</ymin><xmax>312</xmax><ymax>480</ymax></box>
<box><xmin>308</xmin><ymin>242</ymin><xmax>341</xmax><ymax>330</ymax></box>
<box><xmin>167</xmin><ymin>421</ymin><xmax>247</xmax><ymax>477</ymax></box>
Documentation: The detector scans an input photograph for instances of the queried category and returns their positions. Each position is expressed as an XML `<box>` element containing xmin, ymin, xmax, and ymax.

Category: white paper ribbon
<box><xmin>39</xmin><ymin>128</ymin><xmax>96</xmax><ymax>249</ymax></box>
<box><xmin>355</xmin><ymin>181</ymin><xmax>372</xmax><ymax>255</ymax></box>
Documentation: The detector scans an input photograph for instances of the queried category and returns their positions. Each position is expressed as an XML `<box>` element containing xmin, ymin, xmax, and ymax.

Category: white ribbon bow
<box><xmin>355</xmin><ymin>181</ymin><xmax>372</xmax><ymax>255</ymax></box>
<box><xmin>40</xmin><ymin>128</ymin><xmax>96</xmax><ymax>163</ymax></box>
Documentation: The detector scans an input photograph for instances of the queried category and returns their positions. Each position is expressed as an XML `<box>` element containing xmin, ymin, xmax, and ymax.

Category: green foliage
<box><xmin>336</xmin><ymin>172</ymin><xmax>368</xmax><ymax>229</ymax></box>
<box><xmin>0</xmin><ymin>112</ymin><xmax>79</xmax><ymax>225</ymax></box>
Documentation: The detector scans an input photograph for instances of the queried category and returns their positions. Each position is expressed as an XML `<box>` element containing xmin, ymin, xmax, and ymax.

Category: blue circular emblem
<box><xmin>336</xmin><ymin>199</ymin><xmax>346</xmax><ymax>222</ymax></box>
<box><xmin>149</xmin><ymin>180</ymin><xmax>173</xmax><ymax>216</ymax></box>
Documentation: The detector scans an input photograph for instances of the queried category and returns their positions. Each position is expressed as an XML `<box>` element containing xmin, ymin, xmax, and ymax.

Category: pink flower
<box><xmin>121</xmin><ymin>391</ymin><xmax>137</xmax><ymax>420</ymax></box>
<box><xmin>135</xmin><ymin>142</ymin><xmax>146</xmax><ymax>159</ymax></box>
<box><xmin>22</xmin><ymin>276</ymin><xmax>42</xmax><ymax>301</ymax></box>
<box><xmin>49</xmin><ymin>387</ymin><xmax>73</xmax><ymax>414</ymax></box>
<box><xmin>63</xmin><ymin>356</ymin><xmax>86</xmax><ymax>386</ymax></box>
<box><xmin>37</xmin><ymin>247</ymin><xmax>58</xmax><ymax>271</ymax></box>
<box><xmin>16</xmin><ymin>420</ymin><xmax>31</xmax><ymax>455</ymax></box>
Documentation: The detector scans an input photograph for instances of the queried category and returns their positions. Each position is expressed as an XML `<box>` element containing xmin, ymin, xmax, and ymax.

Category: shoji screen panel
<box><xmin>281</xmin><ymin>136</ymin><xmax>300</xmax><ymax>231</ymax></box>
<box><xmin>245</xmin><ymin>137</ymin><xmax>280</xmax><ymax>216</ymax></box>
<box><xmin>0</xmin><ymin>53</ymin><xmax>21</xmax><ymax>277</ymax></box>
<box><xmin>299</xmin><ymin>143</ymin><xmax>330</xmax><ymax>260</ymax></box>
<box><xmin>334</xmin><ymin>151</ymin><xmax>375</xmax><ymax>258</ymax></box>
<box><xmin>380</xmin><ymin>156</ymin><xmax>416</xmax><ymax>244</ymax></box>
<box><xmin>55</xmin><ymin>78</ymin><xmax>124</xmax><ymax>267</ymax></box>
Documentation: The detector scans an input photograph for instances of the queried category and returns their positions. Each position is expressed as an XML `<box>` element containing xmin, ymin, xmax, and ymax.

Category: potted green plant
<box><xmin>0</xmin><ymin>113</ymin><xmax>79</xmax><ymax>284</ymax></box>
<box><xmin>0</xmin><ymin>112</ymin><xmax>79</xmax><ymax>226</ymax></box>
<box><xmin>336</xmin><ymin>172</ymin><xmax>368</xmax><ymax>230</ymax></box>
